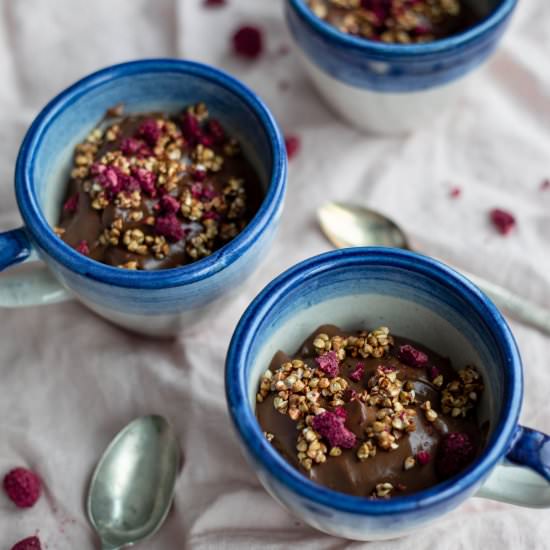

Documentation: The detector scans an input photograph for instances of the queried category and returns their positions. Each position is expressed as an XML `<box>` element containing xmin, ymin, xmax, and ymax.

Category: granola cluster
<box><xmin>257</xmin><ymin>326</ymin><xmax>485</xmax><ymax>499</ymax></box>
<box><xmin>56</xmin><ymin>102</ymin><xmax>256</xmax><ymax>269</ymax></box>
<box><xmin>308</xmin><ymin>0</ymin><xmax>465</xmax><ymax>44</ymax></box>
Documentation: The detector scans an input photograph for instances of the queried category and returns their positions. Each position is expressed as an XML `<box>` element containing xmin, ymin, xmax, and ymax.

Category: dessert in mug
<box><xmin>55</xmin><ymin>103</ymin><xmax>262</xmax><ymax>270</ymax></box>
<box><xmin>307</xmin><ymin>0</ymin><xmax>478</xmax><ymax>44</ymax></box>
<box><xmin>256</xmin><ymin>325</ymin><xmax>485</xmax><ymax>498</ymax></box>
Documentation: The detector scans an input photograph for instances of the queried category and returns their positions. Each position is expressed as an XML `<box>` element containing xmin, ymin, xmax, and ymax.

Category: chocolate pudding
<box><xmin>256</xmin><ymin>325</ymin><xmax>486</xmax><ymax>498</ymax></box>
<box><xmin>307</xmin><ymin>0</ymin><xmax>479</xmax><ymax>44</ymax></box>
<box><xmin>55</xmin><ymin>103</ymin><xmax>263</xmax><ymax>270</ymax></box>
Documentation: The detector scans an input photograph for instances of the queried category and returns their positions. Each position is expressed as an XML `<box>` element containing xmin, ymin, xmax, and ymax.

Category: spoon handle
<box><xmin>461</xmin><ymin>270</ymin><xmax>550</xmax><ymax>336</ymax></box>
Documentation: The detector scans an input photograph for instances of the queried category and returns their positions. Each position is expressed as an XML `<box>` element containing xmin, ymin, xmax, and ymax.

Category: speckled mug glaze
<box><xmin>286</xmin><ymin>0</ymin><xmax>517</xmax><ymax>134</ymax></box>
<box><xmin>226</xmin><ymin>248</ymin><xmax>550</xmax><ymax>541</ymax></box>
<box><xmin>0</xmin><ymin>59</ymin><xmax>287</xmax><ymax>336</ymax></box>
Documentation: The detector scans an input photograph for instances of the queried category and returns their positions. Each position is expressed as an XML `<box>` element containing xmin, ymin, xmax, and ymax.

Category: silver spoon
<box><xmin>318</xmin><ymin>202</ymin><xmax>550</xmax><ymax>336</ymax></box>
<box><xmin>87</xmin><ymin>415</ymin><xmax>181</xmax><ymax>550</ymax></box>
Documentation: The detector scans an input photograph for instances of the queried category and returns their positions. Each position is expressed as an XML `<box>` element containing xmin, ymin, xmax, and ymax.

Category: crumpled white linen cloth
<box><xmin>1</xmin><ymin>0</ymin><xmax>549</xmax><ymax>548</ymax></box>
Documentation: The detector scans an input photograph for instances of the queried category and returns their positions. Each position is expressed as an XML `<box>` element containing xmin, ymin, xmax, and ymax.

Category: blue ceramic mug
<box><xmin>226</xmin><ymin>248</ymin><xmax>550</xmax><ymax>541</ymax></box>
<box><xmin>0</xmin><ymin>59</ymin><xmax>287</xmax><ymax>336</ymax></box>
<box><xmin>286</xmin><ymin>0</ymin><xmax>517</xmax><ymax>134</ymax></box>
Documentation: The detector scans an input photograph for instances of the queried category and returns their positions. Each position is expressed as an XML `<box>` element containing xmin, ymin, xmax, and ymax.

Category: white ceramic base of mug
<box><xmin>78</xmin><ymin>291</ymin><xmax>238</xmax><ymax>338</ymax></box>
<box><xmin>297</xmin><ymin>51</ymin><xmax>468</xmax><ymax>135</ymax></box>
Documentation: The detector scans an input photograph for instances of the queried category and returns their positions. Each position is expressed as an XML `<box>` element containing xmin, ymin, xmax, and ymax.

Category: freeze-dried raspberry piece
<box><xmin>436</xmin><ymin>432</ymin><xmax>475</xmax><ymax>479</ymax></box>
<box><xmin>315</xmin><ymin>351</ymin><xmax>340</xmax><ymax>378</ymax></box>
<box><xmin>284</xmin><ymin>135</ymin><xmax>301</xmax><ymax>160</ymax></box>
<box><xmin>11</xmin><ymin>537</ymin><xmax>42</xmax><ymax>550</ymax></box>
<box><xmin>233</xmin><ymin>26</ymin><xmax>263</xmax><ymax>59</ymax></box>
<box><xmin>136</xmin><ymin>118</ymin><xmax>161</xmax><ymax>147</ymax></box>
<box><xmin>416</xmin><ymin>451</ymin><xmax>431</xmax><ymax>465</ymax></box>
<box><xmin>3</xmin><ymin>468</ymin><xmax>41</xmax><ymax>508</ymax></box>
<box><xmin>131</xmin><ymin>167</ymin><xmax>157</xmax><ymax>197</ymax></box>
<box><xmin>349</xmin><ymin>362</ymin><xmax>365</xmax><ymax>382</ymax></box>
<box><xmin>155</xmin><ymin>214</ymin><xmax>184</xmax><ymax>242</ymax></box>
<box><xmin>63</xmin><ymin>193</ymin><xmax>79</xmax><ymax>213</ymax></box>
<box><xmin>76</xmin><ymin>240</ymin><xmax>90</xmax><ymax>255</ymax></box>
<box><xmin>312</xmin><ymin>411</ymin><xmax>357</xmax><ymax>449</ymax></box>
<box><xmin>490</xmin><ymin>208</ymin><xmax>516</xmax><ymax>236</ymax></box>
<box><xmin>398</xmin><ymin>345</ymin><xmax>428</xmax><ymax>367</ymax></box>
<box><xmin>159</xmin><ymin>195</ymin><xmax>180</xmax><ymax>215</ymax></box>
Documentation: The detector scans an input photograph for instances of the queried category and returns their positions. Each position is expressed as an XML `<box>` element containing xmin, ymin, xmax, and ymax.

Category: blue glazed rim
<box><xmin>226</xmin><ymin>247</ymin><xmax>523</xmax><ymax>515</ymax></box>
<box><xmin>289</xmin><ymin>0</ymin><xmax>518</xmax><ymax>58</ymax></box>
<box><xmin>15</xmin><ymin>59</ymin><xmax>287</xmax><ymax>290</ymax></box>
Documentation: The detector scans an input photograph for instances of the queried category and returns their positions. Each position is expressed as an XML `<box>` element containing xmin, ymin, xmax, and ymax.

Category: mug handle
<box><xmin>0</xmin><ymin>227</ymin><xmax>70</xmax><ymax>307</ymax></box>
<box><xmin>477</xmin><ymin>425</ymin><xmax>550</xmax><ymax>508</ymax></box>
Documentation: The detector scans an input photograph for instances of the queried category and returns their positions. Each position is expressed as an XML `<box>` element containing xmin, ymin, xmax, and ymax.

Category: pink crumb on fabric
<box><xmin>312</xmin><ymin>411</ymin><xmax>357</xmax><ymax>449</ymax></box>
<box><xmin>490</xmin><ymin>208</ymin><xmax>516</xmax><ymax>236</ymax></box>
<box><xmin>541</xmin><ymin>179</ymin><xmax>550</xmax><ymax>191</ymax></box>
<box><xmin>416</xmin><ymin>451</ymin><xmax>431</xmax><ymax>465</ymax></box>
<box><xmin>398</xmin><ymin>344</ymin><xmax>428</xmax><ymax>367</ymax></box>
<box><xmin>204</xmin><ymin>0</ymin><xmax>226</xmax><ymax>6</ymax></box>
<box><xmin>315</xmin><ymin>351</ymin><xmax>340</xmax><ymax>378</ymax></box>
<box><xmin>436</xmin><ymin>432</ymin><xmax>475</xmax><ymax>479</ymax></box>
<box><xmin>449</xmin><ymin>186</ymin><xmax>462</xmax><ymax>198</ymax></box>
<box><xmin>10</xmin><ymin>536</ymin><xmax>42</xmax><ymax>550</ymax></box>
<box><xmin>349</xmin><ymin>362</ymin><xmax>365</xmax><ymax>382</ymax></box>
<box><xmin>3</xmin><ymin>468</ymin><xmax>41</xmax><ymax>508</ymax></box>
<box><xmin>232</xmin><ymin>26</ymin><xmax>264</xmax><ymax>59</ymax></box>
<box><xmin>63</xmin><ymin>193</ymin><xmax>79</xmax><ymax>213</ymax></box>
<box><xmin>284</xmin><ymin>135</ymin><xmax>301</xmax><ymax>160</ymax></box>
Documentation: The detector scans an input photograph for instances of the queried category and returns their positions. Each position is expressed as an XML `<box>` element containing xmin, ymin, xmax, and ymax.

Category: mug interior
<box><xmin>30</xmin><ymin>64</ymin><xmax>272</xmax><ymax>231</ymax></box>
<box><xmin>229</xmin><ymin>248</ymin><xmax>522</xmax><ymax>512</ymax></box>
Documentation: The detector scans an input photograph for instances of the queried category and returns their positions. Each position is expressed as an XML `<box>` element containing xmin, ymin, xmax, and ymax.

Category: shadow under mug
<box><xmin>0</xmin><ymin>59</ymin><xmax>287</xmax><ymax>336</ymax></box>
<box><xmin>226</xmin><ymin>248</ymin><xmax>550</xmax><ymax>540</ymax></box>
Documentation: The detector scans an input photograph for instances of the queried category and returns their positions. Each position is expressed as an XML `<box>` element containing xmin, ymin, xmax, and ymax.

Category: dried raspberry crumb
<box><xmin>131</xmin><ymin>167</ymin><xmax>157</xmax><ymax>197</ymax></box>
<box><xmin>76</xmin><ymin>240</ymin><xmax>90</xmax><ymax>255</ymax></box>
<box><xmin>191</xmin><ymin>167</ymin><xmax>207</xmax><ymax>182</ymax></box>
<box><xmin>277</xmin><ymin>44</ymin><xmax>291</xmax><ymax>56</ymax></box>
<box><xmin>284</xmin><ymin>135</ymin><xmax>301</xmax><ymax>160</ymax></box>
<box><xmin>3</xmin><ymin>468</ymin><xmax>41</xmax><ymax>508</ymax></box>
<box><xmin>203</xmin><ymin>210</ymin><xmax>221</xmax><ymax>221</ymax></box>
<box><xmin>121</xmin><ymin>137</ymin><xmax>149</xmax><ymax>157</ymax></box>
<box><xmin>136</xmin><ymin>118</ymin><xmax>161</xmax><ymax>147</ymax></box>
<box><xmin>202</xmin><ymin>185</ymin><xmax>218</xmax><ymax>200</ymax></box>
<box><xmin>159</xmin><ymin>195</ymin><xmax>180</xmax><ymax>215</ymax></box>
<box><xmin>540</xmin><ymin>179</ymin><xmax>550</xmax><ymax>191</ymax></box>
<box><xmin>490</xmin><ymin>208</ymin><xmax>516</xmax><ymax>236</ymax></box>
<box><xmin>398</xmin><ymin>345</ymin><xmax>428</xmax><ymax>367</ymax></box>
<box><xmin>349</xmin><ymin>362</ymin><xmax>365</xmax><ymax>382</ymax></box>
<box><xmin>155</xmin><ymin>214</ymin><xmax>184</xmax><ymax>242</ymax></box>
<box><xmin>416</xmin><ymin>451</ymin><xmax>431</xmax><ymax>465</ymax></box>
<box><xmin>312</xmin><ymin>411</ymin><xmax>357</xmax><ymax>449</ymax></box>
<box><xmin>315</xmin><ymin>351</ymin><xmax>340</xmax><ymax>378</ymax></box>
<box><xmin>10</xmin><ymin>537</ymin><xmax>42</xmax><ymax>550</ymax></box>
<box><xmin>233</xmin><ymin>26</ymin><xmax>263</xmax><ymax>59</ymax></box>
<box><xmin>204</xmin><ymin>0</ymin><xmax>226</xmax><ymax>5</ymax></box>
<box><xmin>343</xmin><ymin>388</ymin><xmax>358</xmax><ymax>401</ymax></box>
<box><xmin>191</xmin><ymin>182</ymin><xmax>204</xmax><ymax>199</ymax></box>
<box><xmin>63</xmin><ymin>193</ymin><xmax>79</xmax><ymax>213</ymax></box>
<box><xmin>182</xmin><ymin>113</ymin><xmax>204</xmax><ymax>146</ymax></box>
<box><xmin>436</xmin><ymin>432</ymin><xmax>475</xmax><ymax>479</ymax></box>
<box><xmin>207</xmin><ymin>119</ymin><xmax>226</xmax><ymax>145</ymax></box>
<box><xmin>333</xmin><ymin>406</ymin><xmax>347</xmax><ymax>419</ymax></box>
<box><xmin>428</xmin><ymin>366</ymin><xmax>441</xmax><ymax>381</ymax></box>
<box><xmin>449</xmin><ymin>186</ymin><xmax>462</xmax><ymax>198</ymax></box>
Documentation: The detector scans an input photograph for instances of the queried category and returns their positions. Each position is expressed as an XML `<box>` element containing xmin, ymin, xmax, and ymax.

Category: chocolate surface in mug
<box><xmin>56</xmin><ymin>104</ymin><xmax>263</xmax><ymax>270</ymax></box>
<box><xmin>256</xmin><ymin>325</ymin><xmax>487</xmax><ymax>498</ymax></box>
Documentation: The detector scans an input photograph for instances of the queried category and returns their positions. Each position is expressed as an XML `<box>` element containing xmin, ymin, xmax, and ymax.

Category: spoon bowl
<box><xmin>317</xmin><ymin>201</ymin><xmax>550</xmax><ymax>336</ymax></box>
<box><xmin>87</xmin><ymin>415</ymin><xmax>180</xmax><ymax>550</ymax></box>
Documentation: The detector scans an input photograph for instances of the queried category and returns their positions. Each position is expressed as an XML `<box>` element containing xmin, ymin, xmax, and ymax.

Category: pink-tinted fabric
<box><xmin>1</xmin><ymin>1</ymin><xmax>549</xmax><ymax>548</ymax></box>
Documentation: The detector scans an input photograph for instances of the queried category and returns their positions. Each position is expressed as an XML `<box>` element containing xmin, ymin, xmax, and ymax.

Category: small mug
<box><xmin>226</xmin><ymin>247</ymin><xmax>550</xmax><ymax>541</ymax></box>
<box><xmin>0</xmin><ymin>59</ymin><xmax>287</xmax><ymax>337</ymax></box>
<box><xmin>286</xmin><ymin>0</ymin><xmax>518</xmax><ymax>134</ymax></box>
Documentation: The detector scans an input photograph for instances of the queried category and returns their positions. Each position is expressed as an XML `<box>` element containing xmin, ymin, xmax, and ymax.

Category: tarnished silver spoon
<box><xmin>87</xmin><ymin>415</ymin><xmax>181</xmax><ymax>550</ymax></box>
<box><xmin>318</xmin><ymin>202</ymin><xmax>550</xmax><ymax>336</ymax></box>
